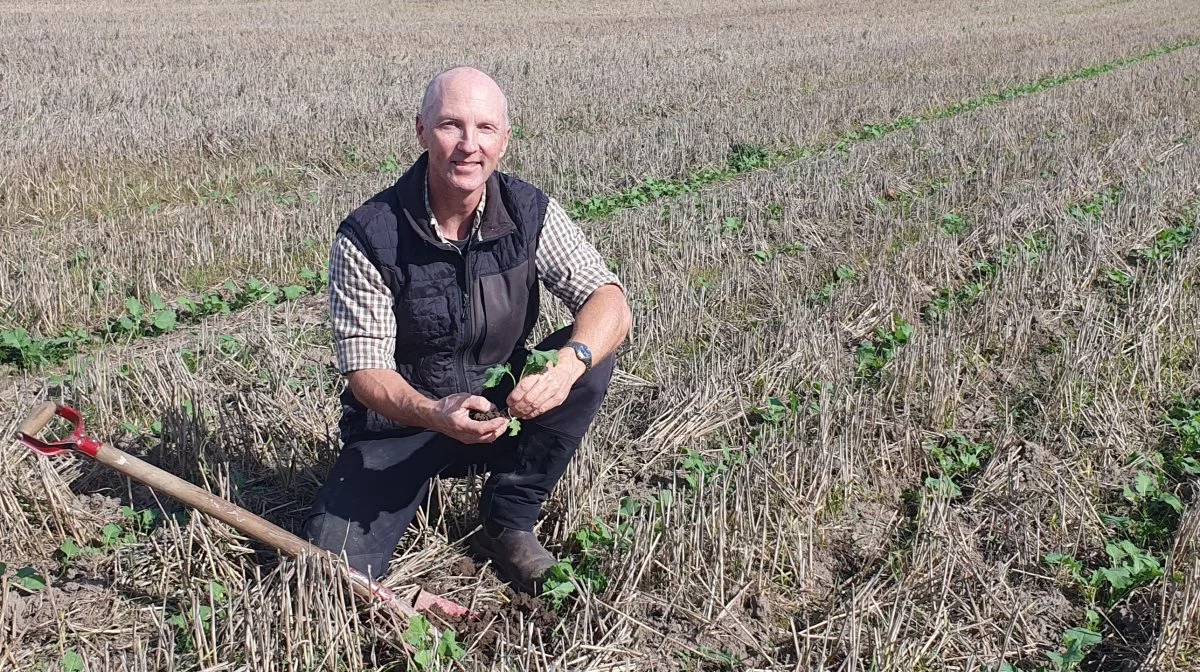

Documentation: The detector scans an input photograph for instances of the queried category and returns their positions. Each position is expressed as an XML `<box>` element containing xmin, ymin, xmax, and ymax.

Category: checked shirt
<box><xmin>329</xmin><ymin>181</ymin><xmax>621</xmax><ymax>374</ymax></box>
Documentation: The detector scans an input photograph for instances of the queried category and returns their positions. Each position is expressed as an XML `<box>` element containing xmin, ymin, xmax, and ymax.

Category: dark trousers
<box><xmin>304</xmin><ymin>327</ymin><xmax>614</xmax><ymax>579</ymax></box>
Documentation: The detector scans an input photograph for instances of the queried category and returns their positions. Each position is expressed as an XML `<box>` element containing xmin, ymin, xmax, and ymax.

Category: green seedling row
<box><xmin>9</xmin><ymin>42</ymin><xmax>1196</xmax><ymax>373</ymax></box>
<box><xmin>0</xmin><ymin>267</ymin><xmax>328</xmax><ymax>371</ymax></box>
<box><xmin>1030</xmin><ymin>396</ymin><xmax>1200</xmax><ymax>669</ymax></box>
<box><xmin>566</xmin><ymin>39</ymin><xmax>1200</xmax><ymax>221</ymax></box>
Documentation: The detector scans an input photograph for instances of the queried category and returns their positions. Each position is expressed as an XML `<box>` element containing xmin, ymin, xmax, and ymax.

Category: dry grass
<box><xmin>2</xmin><ymin>0</ymin><xmax>1198</xmax><ymax>332</ymax></box>
<box><xmin>2</xmin><ymin>0</ymin><xmax>1200</xmax><ymax>670</ymax></box>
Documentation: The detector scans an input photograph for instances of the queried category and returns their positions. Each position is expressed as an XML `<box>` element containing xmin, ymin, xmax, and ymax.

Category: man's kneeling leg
<box><xmin>304</xmin><ymin>432</ymin><xmax>447</xmax><ymax>580</ymax></box>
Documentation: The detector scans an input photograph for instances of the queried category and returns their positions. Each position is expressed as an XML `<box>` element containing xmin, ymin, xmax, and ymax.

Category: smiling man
<box><xmin>303</xmin><ymin>67</ymin><xmax>631</xmax><ymax>594</ymax></box>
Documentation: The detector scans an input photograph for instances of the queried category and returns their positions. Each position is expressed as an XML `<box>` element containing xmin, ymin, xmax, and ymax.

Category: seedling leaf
<box><xmin>60</xmin><ymin>649</ymin><xmax>84</xmax><ymax>672</ymax></box>
<box><xmin>522</xmin><ymin>348</ymin><xmax>558</xmax><ymax>377</ymax></box>
<box><xmin>484</xmin><ymin>363</ymin><xmax>513</xmax><ymax>389</ymax></box>
<box><xmin>13</xmin><ymin>567</ymin><xmax>46</xmax><ymax>592</ymax></box>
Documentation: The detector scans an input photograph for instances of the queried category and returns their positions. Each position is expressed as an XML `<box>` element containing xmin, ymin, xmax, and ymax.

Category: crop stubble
<box><xmin>1</xmin><ymin>0</ymin><xmax>1199</xmax><ymax>670</ymax></box>
<box><xmin>1</xmin><ymin>0</ymin><xmax>1198</xmax><ymax>332</ymax></box>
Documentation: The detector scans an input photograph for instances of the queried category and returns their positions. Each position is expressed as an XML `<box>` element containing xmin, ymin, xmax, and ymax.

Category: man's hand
<box><xmin>507</xmin><ymin>349</ymin><xmax>586</xmax><ymax>420</ymax></box>
<box><xmin>428</xmin><ymin>393</ymin><xmax>509</xmax><ymax>444</ymax></box>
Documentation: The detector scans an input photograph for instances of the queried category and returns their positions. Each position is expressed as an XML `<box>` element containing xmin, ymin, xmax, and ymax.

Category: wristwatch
<box><xmin>565</xmin><ymin>340</ymin><xmax>593</xmax><ymax>372</ymax></box>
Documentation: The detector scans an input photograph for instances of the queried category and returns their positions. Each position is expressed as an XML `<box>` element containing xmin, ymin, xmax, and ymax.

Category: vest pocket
<box><xmin>477</xmin><ymin>264</ymin><xmax>530</xmax><ymax>364</ymax></box>
<box><xmin>397</xmin><ymin>295</ymin><xmax>452</xmax><ymax>340</ymax></box>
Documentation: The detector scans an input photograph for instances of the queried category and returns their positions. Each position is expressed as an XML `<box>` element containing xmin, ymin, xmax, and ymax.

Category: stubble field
<box><xmin>1</xmin><ymin>0</ymin><xmax>1199</xmax><ymax>670</ymax></box>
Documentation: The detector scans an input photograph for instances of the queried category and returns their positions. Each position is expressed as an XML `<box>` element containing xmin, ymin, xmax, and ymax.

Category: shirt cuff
<box><xmin>335</xmin><ymin>336</ymin><xmax>396</xmax><ymax>374</ymax></box>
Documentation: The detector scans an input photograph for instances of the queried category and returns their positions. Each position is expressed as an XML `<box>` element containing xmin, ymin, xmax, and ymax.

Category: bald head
<box><xmin>419</xmin><ymin>67</ymin><xmax>510</xmax><ymax>128</ymax></box>
<box><xmin>415</xmin><ymin>66</ymin><xmax>513</xmax><ymax>203</ymax></box>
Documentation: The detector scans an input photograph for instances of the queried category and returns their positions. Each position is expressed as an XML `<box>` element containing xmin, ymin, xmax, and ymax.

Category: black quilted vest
<box><xmin>336</xmin><ymin>152</ymin><xmax>548</xmax><ymax>439</ymax></box>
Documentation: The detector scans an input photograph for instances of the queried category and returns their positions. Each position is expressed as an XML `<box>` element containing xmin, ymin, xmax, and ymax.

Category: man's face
<box><xmin>416</xmin><ymin>72</ymin><xmax>510</xmax><ymax>199</ymax></box>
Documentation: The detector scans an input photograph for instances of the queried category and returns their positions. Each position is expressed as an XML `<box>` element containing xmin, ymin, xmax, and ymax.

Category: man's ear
<box><xmin>498</xmin><ymin>126</ymin><xmax>511</xmax><ymax>159</ymax></box>
<box><xmin>415</xmin><ymin>115</ymin><xmax>428</xmax><ymax>149</ymax></box>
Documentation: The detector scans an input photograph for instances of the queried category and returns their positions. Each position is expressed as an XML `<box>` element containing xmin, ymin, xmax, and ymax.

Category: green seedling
<box><xmin>808</xmin><ymin>265</ymin><xmax>856</xmax><ymax>304</ymax></box>
<box><xmin>717</xmin><ymin>216</ymin><xmax>744</xmax><ymax>235</ymax></box>
<box><xmin>60</xmin><ymin>508</ymin><xmax>157</xmax><ymax>564</ymax></box>
<box><xmin>1068</xmin><ymin>186</ymin><xmax>1122</xmax><ymax>221</ymax></box>
<box><xmin>751</xmin><ymin>241</ymin><xmax>805</xmax><ymax>262</ymax></box>
<box><xmin>482</xmin><ymin>348</ymin><xmax>559</xmax><ymax>435</ymax></box>
<box><xmin>923</xmin><ymin>432</ymin><xmax>993</xmax><ymax>499</ymax></box>
<box><xmin>679</xmin><ymin>444</ymin><xmax>753</xmax><ymax>491</ymax></box>
<box><xmin>926</xmin><ymin>281</ymin><xmax>984</xmax><ymax>321</ymax></box>
<box><xmin>680</xmin><ymin>647</ymin><xmax>741</xmax><ymax>671</ymax></box>
<box><xmin>1101</xmin><ymin>268</ymin><xmax>1134</xmax><ymax>296</ymax></box>
<box><xmin>166</xmin><ymin>580</ymin><xmax>229</xmax><ymax>654</ymax></box>
<box><xmin>750</xmin><ymin>248</ymin><xmax>774</xmax><ymax>263</ymax></box>
<box><xmin>1139</xmin><ymin>219</ymin><xmax>1196</xmax><ymax>262</ymax></box>
<box><xmin>1</xmin><ymin>562</ymin><xmax>47</xmax><ymax>592</ymax></box>
<box><xmin>540</xmin><ymin>498</ymin><xmax>641</xmax><ymax>610</ymax></box>
<box><xmin>0</xmin><ymin>328</ymin><xmax>91</xmax><ymax>369</ymax></box>
<box><xmin>1045</xmin><ymin>540</ymin><xmax>1163</xmax><ymax>605</ymax></box>
<box><xmin>402</xmin><ymin>615</ymin><xmax>466</xmax><ymax>670</ymax></box>
<box><xmin>939</xmin><ymin>212</ymin><xmax>968</xmax><ymax>235</ymax></box>
<box><xmin>1003</xmin><ymin>613</ymin><xmax>1102</xmax><ymax>672</ymax></box>
<box><xmin>60</xmin><ymin>649</ymin><xmax>84</xmax><ymax>672</ymax></box>
<box><xmin>1165</xmin><ymin>400</ymin><xmax>1200</xmax><ymax>475</ymax></box>
<box><xmin>752</xmin><ymin>394</ymin><xmax>798</xmax><ymax>424</ymax></box>
<box><xmin>377</xmin><ymin>154</ymin><xmax>401</xmax><ymax>175</ymax></box>
<box><xmin>855</xmin><ymin>316</ymin><xmax>914</xmax><ymax>380</ymax></box>
<box><xmin>727</xmin><ymin>143</ymin><xmax>772</xmax><ymax>172</ymax></box>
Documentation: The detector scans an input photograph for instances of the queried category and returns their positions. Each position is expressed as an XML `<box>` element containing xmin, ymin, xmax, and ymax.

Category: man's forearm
<box><xmin>565</xmin><ymin>284</ymin><xmax>632</xmax><ymax>364</ymax></box>
<box><xmin>346</xmin><ymin>368</ymin><xmax>437</xmax><ymax>428</ymax></box>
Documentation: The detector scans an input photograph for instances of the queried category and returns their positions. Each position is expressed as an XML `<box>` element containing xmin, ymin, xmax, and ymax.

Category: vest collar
<box><xmin>398</xmin><ymin>152</ymin><xmax>518</xmax><ymax>247</ymax></box>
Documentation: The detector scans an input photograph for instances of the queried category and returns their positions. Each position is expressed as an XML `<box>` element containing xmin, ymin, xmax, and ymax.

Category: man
<box><xmin>304</xmin><ymin>67</ymin><xmax>632</xmax><ymax>594</ymax></box>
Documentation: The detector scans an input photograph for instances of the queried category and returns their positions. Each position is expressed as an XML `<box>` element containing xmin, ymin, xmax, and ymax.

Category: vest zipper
<box><xmin>456</xmin><ymin>240</ymin><xmax>474</xmax><ymax>394</ymax></box>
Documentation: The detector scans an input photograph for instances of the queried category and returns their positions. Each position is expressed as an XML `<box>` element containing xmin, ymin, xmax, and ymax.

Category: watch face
<box><xmin>573</xmin><ymin>342</ymin><xmax>592</xmax><ymax>361</ymax></box>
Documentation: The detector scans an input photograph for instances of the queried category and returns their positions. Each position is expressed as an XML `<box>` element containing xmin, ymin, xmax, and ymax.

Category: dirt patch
<box><xmin>468</xmin><ymin>410</ymin><xmax>506</xmax><ymax>422</ymax></box>
<box><xmin>5</xmin><ymin>581</ymin><xmax>115</xmax><ymax>633</ymax></box>
<box><xmin>428</xmin><ymin>587</ymin><xmax>557</xmax><ymax>661</ymax></box>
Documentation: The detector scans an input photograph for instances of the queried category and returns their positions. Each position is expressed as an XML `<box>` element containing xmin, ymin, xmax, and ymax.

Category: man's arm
<box><xmin>507</xmin><ymin>199</ymin><xmax>632</xmax><ymax>419</ymax></box>
<box><xmin>347</xmin><ymin>369</ymin><xmax>507</xmax><ymax>443</ymax></box>
<box><xmin>330</xmin><ymin>234</ymin><xmax>507</xmax><ymax>442</ymax></box>
<box><xmin>558</xmin><ymin>283</ymin><xmax>631</xmax><ymax>371</ymax></box>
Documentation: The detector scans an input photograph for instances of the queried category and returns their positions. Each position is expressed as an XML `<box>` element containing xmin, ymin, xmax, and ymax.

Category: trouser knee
<box><xmin>304</xmin><ymin>511</ymin><xmax>393</xmax><ymax>581</ymax></box>
<box><xmin>481</xmin><ymin>427</ymin><xmax>582</xmax><ymax>531</ymax></box>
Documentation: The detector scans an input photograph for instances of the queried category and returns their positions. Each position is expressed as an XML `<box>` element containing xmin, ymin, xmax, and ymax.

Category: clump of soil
<box><xmin>451</xmin><ymin>557</ymin><xmax>478</xmax><ymax>577</ymax></box>
<box><xmin>468</xmin><ymin>410</ymin><xmax>506</xmax><ymax>422</ymax></box>
<box><xmin>505</xmin><ymin>589</ymin><xmax>557</xmax><ymax>630</ymax></box>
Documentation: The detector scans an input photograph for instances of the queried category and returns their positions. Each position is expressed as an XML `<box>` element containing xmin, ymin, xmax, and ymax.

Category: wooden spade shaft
<box><xmin>15</xmin><ymin>402</ymin><xmax>471</xmax><ymax>622</ymax></box>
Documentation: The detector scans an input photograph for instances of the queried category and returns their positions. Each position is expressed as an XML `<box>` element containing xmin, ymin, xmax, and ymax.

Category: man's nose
<box><xmin>457</xmin><ymin>127</ymin><xmax>479</xmax><ymax>153</ymax></box>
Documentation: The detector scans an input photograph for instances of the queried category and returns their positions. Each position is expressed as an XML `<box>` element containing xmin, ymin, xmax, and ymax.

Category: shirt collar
<box><xmin>424</xmin><ymin>175</ymin><xmax>486</xmax><ymax>244</ymax></box>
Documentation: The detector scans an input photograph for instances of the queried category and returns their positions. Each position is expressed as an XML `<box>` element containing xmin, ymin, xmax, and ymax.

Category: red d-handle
<box><xmin>16</xmin><ymin>403</ymin><xmax>102</xmax><ymax>457</ymax></box>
